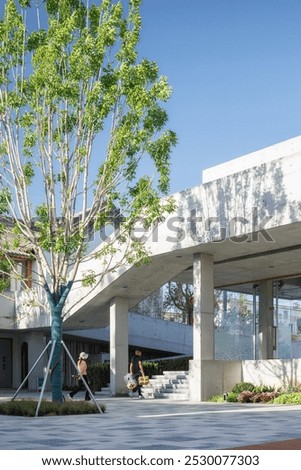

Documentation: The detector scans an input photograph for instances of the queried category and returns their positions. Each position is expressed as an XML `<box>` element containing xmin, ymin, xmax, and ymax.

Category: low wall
<box><xmin>189</xmin><ymin>358</ymin><xmax>301</xmax><ymax>401</ymax></box>
<box><xmin>242</xmin><ymin>359</ymin><xmax>301</xmax><ymax>388</ymax></box>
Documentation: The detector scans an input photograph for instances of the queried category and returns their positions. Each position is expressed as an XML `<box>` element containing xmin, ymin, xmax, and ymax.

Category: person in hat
<box><xmin>67</xmin><ymin>352</ymin><xmax>91</xmax><ymax>401</ymax></box>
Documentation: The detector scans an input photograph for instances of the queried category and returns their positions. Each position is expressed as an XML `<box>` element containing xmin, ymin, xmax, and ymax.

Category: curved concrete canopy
<box><xmin>64</xmin><ymin>136</ymin><xmax>301</xmax><ymax>329</ymax></box>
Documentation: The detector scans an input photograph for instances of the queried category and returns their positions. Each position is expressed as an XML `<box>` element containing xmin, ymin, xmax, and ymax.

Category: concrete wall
<box><xmin>201</xmin><ymin>154</ymin><xmax>301</xmax><ymax>240</ymax></box>
<box><xmin>129</xmin><ymin>312</ymin><xmax>192</xmax><ymax>354</ymax></box>
<box><xmin>203</xmin><ymin>135</ymin><xmax>301</xmax><ymax>184</ymax></box>
<box><xmin>0</xmin><ymin>293</ymin><xmax>15</xmax><ymax>329</ymax></box>
<box><xmin>69</xmin><ymin>311</ymin><xmax>193</xmax><ymax>356</ymax></box>
<box><xmin>242</xmin><ymin>359</ymin><xmax>301</xmax><ymax>388</ymax></box>
<box><xmin>189</xmin><ymin>359</ymin><xmax>242</xmax><ymax>400</ymax></box>
<box><xmin>15</xmin><ymin>287</ymin><xmax>51</xmax><ymax>329</ymax></box>
<box><xmin>12</xmin><ymin>332</ymin><xmax>47</xmax><ymax>391</ymax></box>
<box><xmin>191</xmin><ymin>358</ymin><xmax>301</xmax><ymax>400</ymax></box>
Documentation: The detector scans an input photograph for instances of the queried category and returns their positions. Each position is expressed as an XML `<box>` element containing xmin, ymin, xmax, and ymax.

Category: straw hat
<box><xmin>79</xmin><ymin>352</ymin><xmax>89</xmax><ymax>360</ymax></box>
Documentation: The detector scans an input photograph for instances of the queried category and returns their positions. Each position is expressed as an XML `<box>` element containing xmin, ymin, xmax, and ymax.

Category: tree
<box><xmin>214</xmin><ymin>290</ymin><xmax>252</xmax><ymax>330</ymax></box>
<box><xmin>0</xmin><ymin>0</ymin><xmax>176</xmax><ymax>401</ymax></box>
<box><xmin>163</xmin><ymin>282</ymin><xmax>194</xmax><ymax>324</ymax></box>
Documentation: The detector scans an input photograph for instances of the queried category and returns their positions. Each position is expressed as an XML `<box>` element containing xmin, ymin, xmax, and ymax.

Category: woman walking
<box><xmin>68</xmin><ymin>352</ymin><xmax>91</xmax><ymax>401</ymax></box>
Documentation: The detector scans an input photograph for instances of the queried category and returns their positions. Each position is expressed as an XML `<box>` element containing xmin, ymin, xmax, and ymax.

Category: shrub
<box><xmin>226</xmin><ymin>392</ymin><xmax>238</xmax><ymax>402</ymax></box>
<box><xmin>145</xmin><ymin>357</ymin><xmax>191</xmax><ymax>376</ymax></box>
<box><xmin>273</xmin><ymin>393</ymin><xmax>301</xmax><ymax>405</ymax></box>
<box><xmin>251</xmin><ymin>391</ymin><xmax>280</xmax><ymax>403</ymax></box>
<box><xmin>0</xmin><ymin>400</ymin><xmax>37</xmax><ymax>416</ymax></box>
<box><xmin>88</xmin><ymin>363</ymin><xmax>110</xmax><ymax>391</ymax></box>
<box><xmin>143</xmin><ymin>362</ymin><xmax>161</xmax><ymax>377</ymax></box>
<box><xmin>208</xmin><ymin>395</ymin><xmax>225</xmax><ymax>402</ymax></box>
<box><xmin>234</xmin><ymin>382</ymin><xmax>280</xmax><ymax>403</ymax></box>
<box><xmin>237</xmin><ymin>391</ymin><xmax>254</xmax><ymax>403</ymax></box>
<box><xmin>232</xmin><ymin>382</ymin><xmax>255</xmax><ymax>393</ymax></box>
<box><xmin>253</xmin><ymin>384</ymin><xmax>277</xmax><ymax>393</ymax></box>
<box><xmin>209</xmin><ymin>387</ymin><xmax>301</xmax><ymax>405</ymax></box>
<box><xmin>0</xmin><ymin>399</ymin><xmax>106</xmax><ymax>417</ymax></box>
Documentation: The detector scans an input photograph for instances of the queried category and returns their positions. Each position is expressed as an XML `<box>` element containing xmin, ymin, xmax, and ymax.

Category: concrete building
<box><xmin>2</xmin><ymin>135</ymin><xmax>301</xmax><ymax>399</ymax></box>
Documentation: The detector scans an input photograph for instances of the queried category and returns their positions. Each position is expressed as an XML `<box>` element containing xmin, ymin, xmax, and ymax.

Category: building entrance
<box><xmin>0</xmin><ymin>338</ymin><xmax>12</xmax><ymax>388</ymax></box>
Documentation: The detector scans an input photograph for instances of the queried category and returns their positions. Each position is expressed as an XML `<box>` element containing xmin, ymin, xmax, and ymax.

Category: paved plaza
<box><xmin>0</xmin><ymin>391</ymin><xmax>301</xmax><ymax>450</ymax></box>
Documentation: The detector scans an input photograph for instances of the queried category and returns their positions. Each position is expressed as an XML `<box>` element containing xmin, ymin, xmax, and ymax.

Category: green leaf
<box><xmin>0</xmin><ymin>188</ymin><xmax>12</xmax><ymax>214</ymax></box>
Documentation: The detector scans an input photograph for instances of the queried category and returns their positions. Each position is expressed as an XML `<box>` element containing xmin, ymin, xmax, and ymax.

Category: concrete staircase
<box><xmin>95</xmin><ymin>371</ymin><xmax>190</xmax><ymax>400</ymax></box>
<box><xmin>142</xmin><ymin>370</ymin><xmax>190</xmax><ymax>400</ymax></box>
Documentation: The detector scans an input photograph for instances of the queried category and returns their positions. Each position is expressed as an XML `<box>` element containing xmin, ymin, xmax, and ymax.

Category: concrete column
<box><xmin>258</xmin><ymin>280</ymin><xmax>274</xmax><ymax>359</ymax></box>
<box><xmin>110</xmin><ymin>297</ymin><xmax>129</xmax><ymax>396</ymax></box>
<box><xmin>190</xmin><ymin>253</ymin><xmax>214</xmax><ymax>401</ymax></box>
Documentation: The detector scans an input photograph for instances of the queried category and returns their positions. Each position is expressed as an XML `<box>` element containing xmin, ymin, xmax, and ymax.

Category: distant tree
<box><xmin>163</xmin><ymin>282</ymin><xmax>193</xmax><ymax>324</ymax></box>
<box><xmin>0</xmin><ymin>0</ymin><xmax>176</xmax><ymax>401</ymax></box>
<box><xmin>214</xmin><ymin>291</ymin><xmax>252</xmax><ymax>329</ymax></box>
<box><xmin>0</xmin><ymin>257</ymin><xmax>11</xmax><ymax>292</ymax></box>
<box><xmin>228</xmin><ymin>293</ymin><xmax>252</xmax><ymax>319</ymax></box>
<box><xmin>133</xmin><ymin>287</ymin><xmax>163</xmax><ymax>317</ymax></box>
<box><xmin>163</xmin><ymin>285</ymin><xmax>252</xmax><ymax>328</ymax></box>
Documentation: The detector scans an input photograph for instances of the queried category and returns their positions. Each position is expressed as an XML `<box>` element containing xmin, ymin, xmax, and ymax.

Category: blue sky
<box><xmin>2</xmin><ymin>0</ymin><xmax>301</xmax><ymax>197</ymax></box>
<box><xmin>138</xmin><ymin>0</ymin><xmax>301</xmax><ymax>193</ymax></box>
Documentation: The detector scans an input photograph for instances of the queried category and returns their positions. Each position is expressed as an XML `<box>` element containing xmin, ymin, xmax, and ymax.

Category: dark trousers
<box><xmin>132</xmin><ymin>373</ymin><xmax>142</xmax><ymax>396</ymax></box>
<box><xmin>69</xmin><ymin>376</ymin><xmax>91</xmax><ymax>400</ymax></box>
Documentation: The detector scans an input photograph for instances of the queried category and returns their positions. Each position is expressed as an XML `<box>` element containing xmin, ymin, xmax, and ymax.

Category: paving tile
<box><xmin>0</xmin><ymin>391</ymin><xmax>301</xmax><ymax>450</ymax></box>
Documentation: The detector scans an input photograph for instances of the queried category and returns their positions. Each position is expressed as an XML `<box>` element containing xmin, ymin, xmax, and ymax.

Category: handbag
<box><xmin>138</xmin><ymin>375</ymin><xmax>149</xmax><ymax>386</ymax></box>
<box><xmin>124</xmin><ymin>373</ymin><xmax>138</xmax><ymax>390</ymax></box>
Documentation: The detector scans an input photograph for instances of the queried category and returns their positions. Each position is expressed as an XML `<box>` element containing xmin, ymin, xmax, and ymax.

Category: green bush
<box><xmin>144</xmin><ymin>357</ymin><xmax>191</xmax><ymax>376</ymax></box>
<box><xmin>208</xmin><ymin>395</ymin><xmax>225</xmax><ymax>402</ymax></box>
<box><xmin>143</xmin><ymin>362</ymin><xmax>161</xmax><ymax>377</ymax></box>
<box><xmin>226</xmin><ymin>392</ymin><xmax>238</xmax><ymax>402</ymax></box>
<box><xmin>253</xmin><ymin>384</ymin><xmax>277</xmax><ymax>393</ymax></box>
<box><xmin>209</xmin><ymin>386</ymin><xmax>301</xmax><ymax>405</ymax></box>
<box><xmin>0</xmin><ymin>400</ymin><xmax>37</xmax><ymax>416</ymax></box>
<box><xmin>273</xmin><ymin>392</ymin><xmax>301</xmax><ymax>404</ymax></box>
<box><xmin>232</xmin><ymin>382</ymin><xmax>255</xmax><ymax>393</ymax></box>
<box><xmin>0</xmin><ymin>399</ymin><xmax>106</xmax><ymax>417</ymax></box>
<box><xmin>88</xmin><ymin>363</ymin><xmax>110</xmax><ymax>391</ymax></box>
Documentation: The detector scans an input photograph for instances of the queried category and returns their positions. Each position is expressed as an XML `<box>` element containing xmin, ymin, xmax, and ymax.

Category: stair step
<box><xmin>145</xmin><ymin>370</ymin><xmax>190</xmax><ymax>400</ymax></box>
<box><xmin>163</xmin><ymin>372</ymin><xmax>188</xmax><ymax>378</ymax></box>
